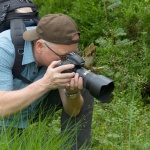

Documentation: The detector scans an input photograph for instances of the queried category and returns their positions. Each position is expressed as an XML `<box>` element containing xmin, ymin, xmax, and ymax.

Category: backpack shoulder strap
<box><xmin>10</xmin><ymin>19</ymin><xmax>32</xmax><ymax>84</ymax></box>
<box><xmin>10</xmin><ymin>18</ymin><xmax>25</xmax><ymax>76</ymax></box>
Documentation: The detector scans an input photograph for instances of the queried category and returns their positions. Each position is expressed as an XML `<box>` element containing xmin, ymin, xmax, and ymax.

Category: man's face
<box><xmin>37</xmin><ymin>34</ymin><xmax>80</xmax><ymax>66</ymax></box>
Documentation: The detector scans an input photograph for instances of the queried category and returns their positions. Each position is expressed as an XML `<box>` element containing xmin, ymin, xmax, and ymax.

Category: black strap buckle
<box><xmin>0</xmin><ymin>13</ymin><xmax>6</xmax><ymax>21</ymax></box>
<box><xmin>18</xmin><ymin>49</ymin><xmax>24</xmax><ymax>55</ymax></box>
<box><xmin>0</xmin><ymin>4</ymin><xmax>10</xmax><ymax>21</ymax></box>
<box><xmin>3</xmin><ymin>4</ymin><xmax>10</xmax><ymax>11</ymax></box>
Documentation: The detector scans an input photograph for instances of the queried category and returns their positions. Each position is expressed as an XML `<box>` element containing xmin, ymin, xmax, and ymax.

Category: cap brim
<box><xmin>23</xmin><ymin>29</ymin><xmax>39</xmax><ymax>41</ymax></box>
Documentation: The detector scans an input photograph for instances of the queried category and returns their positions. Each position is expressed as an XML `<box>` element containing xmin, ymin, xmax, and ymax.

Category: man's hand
<box><xmin>42</xmin><ymin>60</ymin><xmax>77</xmax><ymax>90</ymax></box>
<box><xmin>65</xmin><ymin>72</ymin><xmax>83</xmax><ymax>94</ymax></box>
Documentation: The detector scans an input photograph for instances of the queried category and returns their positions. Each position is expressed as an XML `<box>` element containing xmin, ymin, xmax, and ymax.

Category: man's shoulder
<box><xmin>0</xmin><ymin>26</ymin><xmax>36</xmax><ymax>40</ymax></box>
<box><xmin>0</xmin><ymin>29</ymin><xmax>14</xmax><ymax>56</ymax></box>
<box><xmin>0</xmin><ymin>29</ymin><xmax>12</xmax><ymax>43</ymax></box>
<box><xmin>0</xmin><ymin>26</ymin><xmax>36</xmax><ymax>52</ymax></box>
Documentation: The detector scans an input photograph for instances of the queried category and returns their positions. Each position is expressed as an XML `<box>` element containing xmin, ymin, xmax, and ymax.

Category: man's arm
<box><xmin>0</xmin><ymin>61</ymin><xmax>76</xmax><ymax>118</ymax></box>
<box><xmin>59</xmin><ymin>89</ymin><xmax>84</xmax><ymax>117</ymax></box>
<box><xmin>0</xmin><ymin>79</ymin><xmax>48</xmax><ymax>117</ymax></box>
<box><xmin>59</xmin><ymin>73</ymin><xmax>84</xmax><ymax>117</ymax></box>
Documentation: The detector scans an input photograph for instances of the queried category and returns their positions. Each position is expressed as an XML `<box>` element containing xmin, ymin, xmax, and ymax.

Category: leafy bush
<box><xmin>29</xmin><ymin>0</ymin><xmax>150</xmax><ymax>149</ymax></box>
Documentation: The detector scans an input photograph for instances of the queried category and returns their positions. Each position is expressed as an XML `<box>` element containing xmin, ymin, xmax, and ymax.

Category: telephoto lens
<box><xmin>76</xmin><ymin>68</ymin><xmax>114</xmax><ymax>103</ymax></box>
<box><xmin>57</xmin><ymin>52</ymin><xmax>114</xmax><ymax>103</ymax></box>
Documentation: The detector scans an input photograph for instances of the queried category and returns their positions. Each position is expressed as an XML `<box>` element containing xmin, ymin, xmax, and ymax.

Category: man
<box><xmin>0</xmin><ymin>14</ymin><xmax>94</xmax><ymax>149</ymax></box>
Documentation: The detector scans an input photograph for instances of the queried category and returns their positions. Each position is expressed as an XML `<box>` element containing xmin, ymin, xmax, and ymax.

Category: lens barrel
<box><xmin>76</xmin><ymin>67</ymin><xmax>114</xmax><ymax>103</ymax></box>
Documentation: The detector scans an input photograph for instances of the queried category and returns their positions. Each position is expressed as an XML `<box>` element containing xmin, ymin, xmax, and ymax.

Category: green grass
<box><xmin>1</xmin><ymin>99</ymin><xmax>150</xmax><ymax>150</ymax></box>
<box><xmin>92</xmin><ymin>89</ymin><xmax>150</xmax><ymax>149</ymax></box>
<box><xmin>0</xmin><ymin>115</ymin><xmax>75</xmax><ymax>150</ymax></box>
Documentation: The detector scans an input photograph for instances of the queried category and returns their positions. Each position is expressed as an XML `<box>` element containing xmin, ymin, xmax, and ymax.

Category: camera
<box><xmin>57</xmin><ymin>52</ymin><xmax>114</xmax><ymax>103</ymax></box>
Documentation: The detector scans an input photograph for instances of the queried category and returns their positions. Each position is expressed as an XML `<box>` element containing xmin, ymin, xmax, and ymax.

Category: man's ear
<box><xmin>35</xmin><ymin>39</ymin><xmax>44</xmax><ymax>54</ymax></box>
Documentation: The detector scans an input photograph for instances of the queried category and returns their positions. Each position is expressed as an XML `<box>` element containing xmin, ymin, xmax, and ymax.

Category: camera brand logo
<box><xmin>83</xmin><ymin>70</ymin><xmax>91</xmax><ymax>75</ymax></box>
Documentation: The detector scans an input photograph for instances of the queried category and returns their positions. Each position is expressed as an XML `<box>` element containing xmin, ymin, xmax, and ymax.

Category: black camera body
<box><xmin>57</xmin><ymin>52</ymin><xmax>85</xmax><ymax>73</ymax></box>
<box><xmin>57</xmin><ymin>52</ymin><xmax>114</xmax><ymax>103</ymax></box>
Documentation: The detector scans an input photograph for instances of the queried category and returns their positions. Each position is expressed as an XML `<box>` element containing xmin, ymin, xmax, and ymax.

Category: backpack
<box><xmin>0</xmin><ymin>0</ymin><xmax>40</xmax><ymax>84</ymax></box>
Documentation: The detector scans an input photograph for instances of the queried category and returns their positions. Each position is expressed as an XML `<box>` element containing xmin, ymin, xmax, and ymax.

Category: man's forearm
<box><xmin>0</xmin><ymin>78</ymin><xmax>50</xmax><ymax>118</ymax></box>
<box><xmin>59</xmin><ymin>89</ymin><xmax>84</xmax><ymax>117</ymax></box>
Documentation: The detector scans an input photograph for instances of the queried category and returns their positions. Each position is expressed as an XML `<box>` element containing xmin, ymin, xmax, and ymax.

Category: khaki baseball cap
<box><xmin>23</xmin><ymin>13</ymin><xmax>80</xmax><ymax>44</ymax></box>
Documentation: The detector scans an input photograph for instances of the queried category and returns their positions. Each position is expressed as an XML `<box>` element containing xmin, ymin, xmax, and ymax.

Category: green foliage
<box><xmin>27</xmin><ymin>0</ymin><xmax>150</xmax><ymax>149</ymax></box>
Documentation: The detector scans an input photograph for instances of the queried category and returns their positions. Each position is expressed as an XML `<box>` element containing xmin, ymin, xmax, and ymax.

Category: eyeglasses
<box><xmin>44</xmin><ymin>43</ymin><xmax>67</xmax><ymax>60</ymax></box>
<box><xmin>44</xmin><ymin>43</ymin><xmax>82</xmax><ymax>60</ymax></box>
